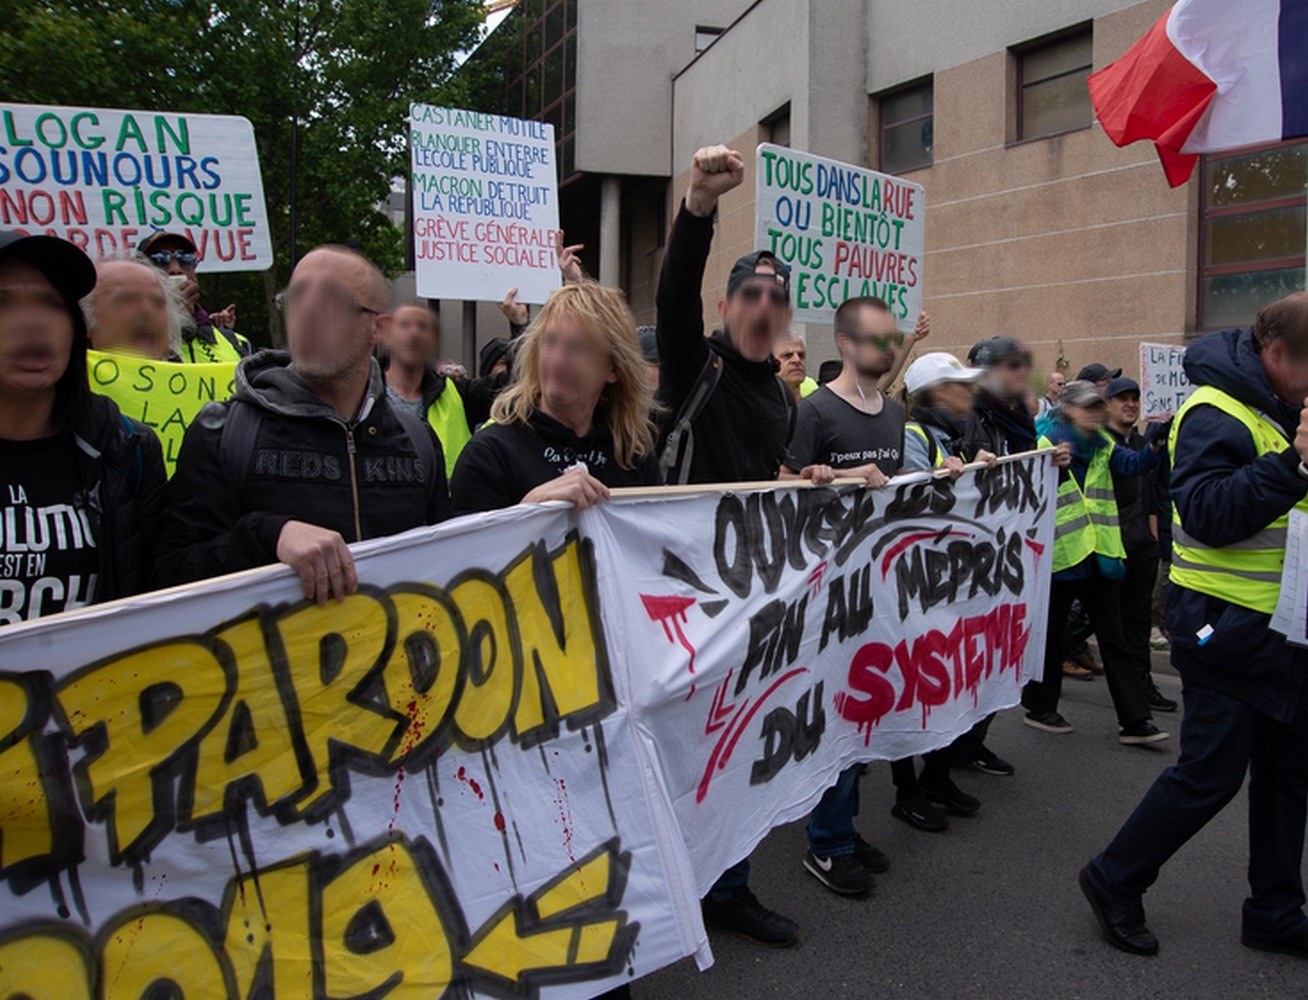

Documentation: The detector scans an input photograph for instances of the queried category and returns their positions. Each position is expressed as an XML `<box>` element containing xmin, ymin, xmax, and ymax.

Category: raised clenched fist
<box><xmin>686</xmin><ymin>145</ymin><xmax>745</xmax><ymax>217</ymax></box>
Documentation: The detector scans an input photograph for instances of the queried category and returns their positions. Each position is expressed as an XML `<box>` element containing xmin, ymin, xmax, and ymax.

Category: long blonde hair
<box><xmin>491</xmin><ymin>282</ymin><xmax>659</xmax><ymax>469</ymax></box>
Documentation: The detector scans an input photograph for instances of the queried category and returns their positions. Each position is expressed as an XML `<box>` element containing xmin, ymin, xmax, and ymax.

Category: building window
<box><xmin>879</xmin><ymin>80</ymin><xmax>933</xmax><ymax>174</ymax></box>
<box><xmin>1017</xmin><ymin>28</ymin><xmax>1093</xmax><ymax>141</ymax></box>
<box><xmin>695</xmin><ymin>25</ymin><xmax>723</xmax><ymax>53</ymax></box>
<box><xmin>761</xmin><ymin>103</ymin><xmax>791</xmax><ymax>148</ymax></box>
<box><xmin>1200</xmin><ymin>141</ymin><xmax>1308</xmax><ymax>329</ymax></box>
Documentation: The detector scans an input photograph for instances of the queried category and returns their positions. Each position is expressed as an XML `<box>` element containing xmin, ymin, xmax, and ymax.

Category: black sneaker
<box><xmin>920</xmin><ymin>776</ymin><xmax>981</xmax><ymax>816</ymax></box>
<box><xmin>702</xmin><ymin>887</ymin><xmax>800</xmax><ymax>947</ymax></box>
<box><xmin>852</xmin><ymin>833</ymin><xmax>890</xmax><ymax>873</ymax></box>
<box><xmin>1119</xmin><ymin>721</ymin><xmax>1170</xmax><ymax>746</ymax></box>
<box><xmin>1024</xmin><ymin>711</ymin><xmax>1073</xmax><ymax>734</ymax></box>
<box><xmin>957</xmin><ymin>745</ymin><xmax>1015</xmax><ymax>777</ymax></box>
<box><xmin>1146</xmin><ymin>683</ymin><xmax>1178</xmax><ymax>713</ymax></box>
<box><xmin>1242</xmin><ymin>928</ymin><xmax>1308</xmax><ymax>958</ymax></box>
<box><xmin>890</xmin><ymin>792</ymin><xmax>949</xmax><ymax>832</ymax></box>
<box><xmin>803</xmin><ymin>849</ymin><xmax>874</xmax><ymax>895</ymax></box>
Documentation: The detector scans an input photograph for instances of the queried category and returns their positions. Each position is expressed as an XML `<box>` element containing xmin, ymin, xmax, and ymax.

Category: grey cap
<box><xmin>1061</xmin><ymin>379</ymin><xmax>1106</xmax><ymax>408</ymax></box>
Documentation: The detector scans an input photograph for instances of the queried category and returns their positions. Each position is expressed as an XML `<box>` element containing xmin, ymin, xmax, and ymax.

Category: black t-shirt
<box><xmin>451</xmin><ymin>408</ymin><xmax>659</xmax><ymax>514</ymax></box>
<box><xmin>0</xmin><ymin>432</ymin><xmax>99</xmax><ymax>624</ymax></box>
<box><xmin>786</xmin><ymin>385</ymin><xmax>905</xmax><ymax>475</ymax></box>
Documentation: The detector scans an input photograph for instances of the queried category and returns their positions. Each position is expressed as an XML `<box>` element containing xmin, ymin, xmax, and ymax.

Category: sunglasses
<box><xmin>844</xmin><ymin>330</ymin><xmax>905</xmax><ymax>350</ymax></box>
<box><xmin>737</xmin><ymin>283</ymin><xmax>789</xmax><ymax>307</ymax></box>
<box><xmin>147</xmin><ymin>250</ymin><xmax>198</xmax><ymax>269</ymax></box>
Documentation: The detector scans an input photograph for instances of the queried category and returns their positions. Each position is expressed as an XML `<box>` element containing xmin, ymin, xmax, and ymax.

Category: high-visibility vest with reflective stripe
<box><xmin>1038</xmin><ymin>431</ymin><xmax>1125</xmax><ymax>573</ymax></box>
<box><xmin>426</xmin><ymin>385</ymin><xmax>471</xmax><ymax>481</ymax></box>
<box><xmin>1167</xmin><ymin>385</ymin><xmax>1308</xmax><ymax>614</ymax></box>
<box><xmin>905</xmin><ymin>421</ymin><xmax>944</xmax><ymax>468</ymax></box>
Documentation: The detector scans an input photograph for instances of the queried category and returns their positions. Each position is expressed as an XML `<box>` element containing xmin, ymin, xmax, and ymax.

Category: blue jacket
<box><xmin>1042</xmin><ymin>420</ymin><xmax>1161</xmax><ymax>581</ymax></box>
<box><xmin>1168</xmin><ymin>327</ymin><xmax>1308</xmax><ymax>721</ymax></box>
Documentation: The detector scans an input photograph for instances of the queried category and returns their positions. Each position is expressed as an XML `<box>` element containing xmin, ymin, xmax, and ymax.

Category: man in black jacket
<box><xmin>0</xmin><ymin>231</ymin><xmax>167</xmax><ymax>624</ymax></box>
<box><xmin>157</xmin><ymin>244</ymin><xmax>449</xmax><ymax>604</ymax></box>
<box><xmin>655</xmin><ymin>143</ymin><xmax>797</xmax><ymax>947</ymax></box>
<box><xmin>1103</xmin><ymin>377</ymin><xmax>1176</xmax><ymax>714</ymax></box>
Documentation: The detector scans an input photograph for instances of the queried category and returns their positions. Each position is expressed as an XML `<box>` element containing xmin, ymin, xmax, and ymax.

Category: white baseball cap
<box><xmin>904</xmin><ymin>352</ymin><xmax>987</xmax><ymax>395</ymax></box>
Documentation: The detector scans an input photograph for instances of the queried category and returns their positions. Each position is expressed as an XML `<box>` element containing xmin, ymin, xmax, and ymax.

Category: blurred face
<box><xmin>838</xmin><ymin>303</ymin><xmax>901</xmax><ymax>380</ymax></box>
<box><xmin>1263</xmin><ymin>335</ymin><xmax>1308</xmax><ymax>402</ymax></box>
<box><xmin>1046</xmin><ymin>372</ymin><xmax>1065</xmax><ymax>400</ymax></box>
<box><xmin>90</xmin><ymin>259</ymin><xmax>170</xmax><ymax>359</ymax></box>
<box><xmin>536</xmin><ymin>311</ymin><xmax>616</xmax><ymax>415</ymax></box>
<box><xmin>0</xmin><ymin>259</ymin><xmax>73</xmax><ymax>400</ymax></box>
<box><xmin>144</xmin><ymin>236</ymin><xmax>198</xmax><ymax>278</ymax></box>
<box><xmin>1067</xmin><ymin>399</ymin><xmax>1106</xmax><ymax>434</ymax></box>
<box><xmin>1106</xmin><ymin>390</ymin><xmax>1140</xmax><ymax>430</ymax></box>
<box><xmin>991</xmin><ymin>351</ymin><xmax>1032</xmax><ymax>400</ymax></box>
<box><xmin>935</xmin><ymin>378</ymin><xmax>976</xmax><ymax>417</ymax></box>
<box><xmin>775</xmin><ymin>337</ymin><xmax>807</xmax><ymax>387</ymax></box>
<box><xmin>388</xmin><ymin>305</ymin><xmax>438</xmax><ymax>372</ymax></box>
<box><xmin>1094</xmin><ymin>378</ymin><xmax>1110</xmax><ymax>394</ymax></box>
<box><xmin>720</xmin><ymin>265</ymin><xmax>792</xmax><ymax>363</ymax></box>
<box><xmin>284</xmin><ymin>248</ymin><xmax>387</xmax><ymax>381</ymax></box>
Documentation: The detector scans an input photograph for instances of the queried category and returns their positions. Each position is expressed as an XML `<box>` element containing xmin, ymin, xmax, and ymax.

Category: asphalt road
<box><xmin>634</xmin><ymin>655</ymin><xmax>1307</xmax><ymax>999</ymax></box>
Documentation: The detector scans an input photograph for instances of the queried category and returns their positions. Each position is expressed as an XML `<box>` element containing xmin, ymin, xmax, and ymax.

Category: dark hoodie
<box><xmin>964</xmin><ymin>389</ymin><xmax>1036</xmax><ymax>460</ymax></box>
<box><xmin>450</xmin><ymin>408</ymin><xmax>658</xmax><ymax>515</ymax></box>
<box><xmin>1167</xmin><ymin>327</ymin><xmax>1308</xmax><ymax>721</ymax></box>
<box><xmin>654</xmin><ymin>204</ymin><xmax>794</xmax><ymax>484</ymax></box>
<box><xmin>156</xmin><ymin>351</ymin><xmax>449</xmax><ymax>587</ymax></box>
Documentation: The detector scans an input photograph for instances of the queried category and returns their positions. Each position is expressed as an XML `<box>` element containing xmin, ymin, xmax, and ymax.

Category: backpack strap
<box><xmin>391</xmin><ymin>405</ymin><xmax>442</xmax><ymax>492</ymax></box>
<box><xmin>658</xmin><ymin>351</ymin><xmax>723</xmax><ymax>485</ymax></box>
<box><xmin>219</xmin><ymin>400</ymin><xmax>262</xmax><ymax>491</ymax></box>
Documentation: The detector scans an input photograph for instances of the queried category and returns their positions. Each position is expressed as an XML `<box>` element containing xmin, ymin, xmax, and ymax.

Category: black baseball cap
<box><xmin>0</xmin><ymin>231</ymin><xmax>96</xmax><ymax>303</ymax></box>
<box><xmin>968</xmin><ymin>335</ymin><xmax>1031</xmax><ymax>368</ymax></box>
<box><xmin>727</xmin><ymin>250</ymin><xmax>790</xmax><ymax>299</ymax></box>
<box><xmin>1077</xmin><ymin>362</ymin><xmax>1122</xmax><ymax>382</ymax></box>
<box><xmin>137</xmin><ymin>230</ymin><xmax>197</xmax><ymax>256</ymax></box>
<box><xmin>1105</xmin><ymin>376</ymin><xmax>1141</xmax><ymax>399</ymax></box>
<box><xmin>478</xmin><ymin>337</ymin><xmax>511</xmax><ymax>378</ymax></box>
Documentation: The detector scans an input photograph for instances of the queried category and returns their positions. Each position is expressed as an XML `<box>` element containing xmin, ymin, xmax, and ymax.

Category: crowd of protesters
<box><xmin>4</xmin><ymin>139</ymin><xmax>1308</xmax><ymax>971</ymax></box>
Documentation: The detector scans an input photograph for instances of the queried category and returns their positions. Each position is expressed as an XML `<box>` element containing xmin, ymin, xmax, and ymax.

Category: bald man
<box><xmin>156</xmin><ymin>244</ymin><xmax>450</xmax><ymax>601</ymax></box>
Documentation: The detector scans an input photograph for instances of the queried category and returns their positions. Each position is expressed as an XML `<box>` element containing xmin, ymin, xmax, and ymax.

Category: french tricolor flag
<box><xmin>1089</xmin><ymin>0</ymin><xmax>1308</xmax><ymax>186</ymax></box>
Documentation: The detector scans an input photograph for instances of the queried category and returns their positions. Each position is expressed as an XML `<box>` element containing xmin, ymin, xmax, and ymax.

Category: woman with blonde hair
<box><xmin>451</xmin><ymin>281</ymin><xmax>660</xmax><ymax>514</ymax></box>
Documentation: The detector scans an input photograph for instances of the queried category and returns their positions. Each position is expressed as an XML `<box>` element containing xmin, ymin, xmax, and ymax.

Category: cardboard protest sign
<box><xmin>0</xmin><ymin>455</ymin><xmax>1055</xmax><ymax>996</ymax></box>
<box><xmin>754</xmin><ymin>142</ymin><xmax>925</xmax><ymax>329</ymax></box>
<box><xmin>0</xmin><ymin>103</ymin><xmax>271</xmax><ymax>270</ymax></box>
<box><xmin>87</xmin><ymin>350</ymin><xmax>236</xmax><ymax>476</ymax></box>
<box><xmin>1138</xmin><ymin>341</ymin><xmax>1193</xmax><ymax>419</ymax></box>
<box><xmin>410</xmin><ymin>103</ymin><xmax>561</xmax><ymax>304</ymax></box>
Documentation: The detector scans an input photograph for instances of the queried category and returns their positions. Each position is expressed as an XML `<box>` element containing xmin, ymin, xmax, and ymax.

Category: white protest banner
<box><xmin>0</xmin><ymin>103</ymin><xmax>271</xmax><ymax>270</ymax></box>
<box><xmin>410</xmin><ymin>103</ymin><xmax>561</xmax><ymax>304</ymax></box>
<box><xmin>754</xmin><ymin>142</ymin><xmax>925</xmax><ymax>330</ymax></box>
<box><xmin>595</xmin><ymin>455</ymin><xmax>1055</xmax><ymax>892</ymax></box>
<box><xmin>1139</xmin><ymin>341</ymin><xmax>1193</xmax><ymax>419</ymax></box>
<box><xmin>0</xmin><ymin>455</ymin><xmax>1055</xmax><ymax>996</ymax></box>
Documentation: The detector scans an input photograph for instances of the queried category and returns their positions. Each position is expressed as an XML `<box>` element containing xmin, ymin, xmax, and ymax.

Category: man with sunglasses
<box><xmin>156</xmin><ymin>244</ymin><xmax>449</xmax><ymax>602</ymax></box>
<box><xmin>655</xmin><ymin>143</ymin><xmax>799</xmax><ymax>947</ymax></box>
<box><xmin>964</xmin><ymin>336</ymin><xmax>1039</xmax><ymax>459</ymax></box>
<box><xmin>138</xmin><ymin>231</ymin><xmax>252</xmax><ymax>363</ymax></box>
<box><xmin>780</xmin><ymin>296</ymin><xmax>903</xmax><ymax>897</ymax></box>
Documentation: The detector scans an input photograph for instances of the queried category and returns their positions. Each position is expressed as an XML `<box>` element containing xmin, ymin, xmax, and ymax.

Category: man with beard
<box><xmin>156</xmin><ymin>244</ymin><xmax>449</xmax><ymax>602</ymax></box>
<box><xmin>655</xmin><ymin>142</ymin><xmax>799</xmax><ymax>946</ymax></box>
<box><xmin>780</xmin><ymin>296</ymin><xmax>903</xmax><ymax>896</ymax></box>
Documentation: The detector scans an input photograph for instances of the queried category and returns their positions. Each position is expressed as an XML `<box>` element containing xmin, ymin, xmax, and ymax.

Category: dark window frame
<box><xmin>1014</xmin><ymin>25</ymin><xmax>1094</xmax><ymax>143</ymax></box>
<box><xmin>1197</xmin><ymin>138</ymin><xmax>1308</xmax><ymax>331</ymax></box>
<box><xmin>878</xmin><ymin>77</ymin><xmax>934</xmax><ymax>174</ymax></box>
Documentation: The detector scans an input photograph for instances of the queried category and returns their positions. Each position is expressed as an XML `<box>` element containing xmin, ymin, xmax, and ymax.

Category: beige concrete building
<box><xmin>447</xmin><ymin>0</ymin><xmax>1306</xmax><ymax>381</ymax></box>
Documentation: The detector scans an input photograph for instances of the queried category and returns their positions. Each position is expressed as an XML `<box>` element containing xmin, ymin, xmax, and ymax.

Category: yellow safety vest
<box><xmin>1168</xmin><ymin>385</ymin><xmax>1308</xmax><ymax>614</ymax></box>
<box><xmin>1038</xmin><ymin>431</ymin><xmax>1125</xmax><ymax>573</ymax></box>
<box><xmin>182</xmin><ymin>326</ymin><xmax>251</xmax><ymax>364</ymax></box>
<box><xmin>905</xmin><ymin>421</ymin><xmax>944</xmax><ymax>468</ymax></box>
<box><xmin>426</xmin><ymin>386</ymin><xmax>471</xmax><ymax>481</ymax></box>
<box><xmin>799</xmin><ymin>376</ymin><xmax>819</xmax><ymax>398</ymax></box>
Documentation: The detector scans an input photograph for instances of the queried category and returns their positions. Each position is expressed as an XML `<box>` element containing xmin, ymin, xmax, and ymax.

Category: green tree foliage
<box><xmin>0</xmin><ymin>0</ymin><xmax>486</xmax><ymax>345</ymax></box>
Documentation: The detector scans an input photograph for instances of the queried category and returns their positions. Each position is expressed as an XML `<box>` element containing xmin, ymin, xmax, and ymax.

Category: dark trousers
<box><xmin>1024</xmin><ymin>577</ymin><xmax>1151</xmax><ymax>727</ymax></box>
<box><xmin>1086</xmin><ymin>677</ymin><xmax>1308</xmax><ymax>940</ymax></box>
<box><xmin>948</xmin><ymin>713</ymin><xmax>995</xmax><ymax>761</ymax></box>
<box><xmin>1121</xmin><ymin>551</ymin><xmax>1160</xmax><ymax>689</ymax></box>
<box><xmin>890</xmin><ymin>752</ymin><xmax>950</xmax><ymax>798</ymax></box>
